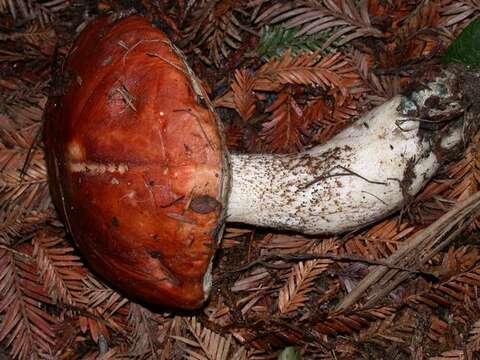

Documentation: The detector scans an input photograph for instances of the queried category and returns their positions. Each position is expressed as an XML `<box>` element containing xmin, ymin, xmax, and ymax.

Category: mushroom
<box><xmin>44</xmin><ymin>14</ymin><xmax>473</xmax><ymax>309</ymax></box>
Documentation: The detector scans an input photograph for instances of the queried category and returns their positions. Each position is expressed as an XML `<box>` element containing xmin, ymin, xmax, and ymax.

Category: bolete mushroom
<box><xmin>44</xmin><ymin>14</ymin><xmax>474</xmax><ymax>309</ymax></box>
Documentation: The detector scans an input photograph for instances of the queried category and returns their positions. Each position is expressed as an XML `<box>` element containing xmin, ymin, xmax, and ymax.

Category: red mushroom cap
<box><xmin>44</xmin><ymin>15</ymin><xmax>229</xmax><ymax>309</ymax></box>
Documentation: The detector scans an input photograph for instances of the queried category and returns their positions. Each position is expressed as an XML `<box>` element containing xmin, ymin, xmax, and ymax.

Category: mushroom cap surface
<box><xmin>44</xmin><ymin>15</ymin><xmax>229</xmax><ymax>309</ymax></box>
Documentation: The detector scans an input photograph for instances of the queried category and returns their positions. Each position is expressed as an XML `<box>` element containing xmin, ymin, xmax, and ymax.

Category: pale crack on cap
<box><xmin>68</xmin><ymin>162</ymin><xmax>129</xmax><ymax>175</ymax></box>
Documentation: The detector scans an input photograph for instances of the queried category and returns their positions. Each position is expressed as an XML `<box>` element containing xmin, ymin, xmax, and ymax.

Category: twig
<box><xmin>115</xmin><ymin>84</ymin><xmax>137</xmax><ymax>112</ymax></box>
<box><xmin>0</xmin><ymin>243</ymin><xmax>32</xmax><ymax>259</ymax></box>
<box><xmin>118</xmin><ymin>39</ymin><xmax>162</xmax><ymax>64</ymax></box>
<box><xmin>57</xmin><ymin>302</ymin><xmax>129</xmax><ymax>337</ymax></box>
<box><xmin>361</xmin><ymin>191</ymin><xmax>388</xmax><ymax>205</ymax></box>
<box><xmin>224</xmin><ymin>253</ymin><xmax>436</xmax><ymax>277</ymax></box>
<box><xmin>145</xmin><ymin>51</ymin><xmax>186</xmax><ymax>74</ymax></box>
<box><xmin>172</xmin><ymin>108</ymin><xmax>215</xmax><ymax>150</ymax></box>
<box><xmin>301</xmin><ymin>165</ymin><xmax>387</xmax><ymax>189</ymax></box>
<box><xmin>20</xmin><ymin>124</ymin><xmax>42</xmax><ymax>181</ymax></box>
<box><xmin>364</xmin><ymin>222</ymin><xmax>468</xmax><ymax>307</ymax></box>
<box><xmin>336</xmin><ymin>191</ymin><xmax>480</xmax><ymax>311</ymax></box>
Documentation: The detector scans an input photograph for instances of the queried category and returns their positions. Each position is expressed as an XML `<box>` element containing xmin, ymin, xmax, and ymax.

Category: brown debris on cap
<box><xmin>44</xmin><ymin>15</ymin><xmax>229</xmax><ymax>309</ymax></box>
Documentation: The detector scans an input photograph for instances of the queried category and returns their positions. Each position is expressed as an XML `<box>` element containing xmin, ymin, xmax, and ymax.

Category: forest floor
<box><xmin>1</xmin><ymin>0</ymin><xmax>480</xmax><ymax>359</ymax></box>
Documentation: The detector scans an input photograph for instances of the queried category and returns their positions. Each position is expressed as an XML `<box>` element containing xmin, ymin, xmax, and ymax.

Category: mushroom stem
<box><xmin>226</xmin><ymin>69</ymin><xmax>469</xmax><ymax>234</ymax></box>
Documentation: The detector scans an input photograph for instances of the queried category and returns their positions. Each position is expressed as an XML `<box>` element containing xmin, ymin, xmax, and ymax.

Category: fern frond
<box><xmin>127</xmin><ymin>303</ymin><xmax>160</xmax><ymax>358</ymax></box>
<box><xmin>446</xmin><ymin>134</ymin><xmax>480</xmax><ymax>203</ymax></box>
<box><xmin>259</xmin><ymin>233</ymin><xmax>312</xmax><ymax>255</ymax></box>
<box><xmin>77</xmin><ymin>302</ymin><xmax>128</xmax><ymax>347</ymax></box>
<box><xmin>356</xmin><ymin>307</ymin><xmax>410</xmax><ymax>344</ymax></box>
<box><xmin>256</xmin><ymin>50</ymin><xmax>354</xmax><ymax>93</ymax></box>
<box><xmin>429</xmin><ymin>349</ymin><xmax>465</xmax><ymax>360</ymax></box>
<box><xmin>181</xmin><ymin>0</ymin><xmax>245</xmax><ymax>67</ymax></box>
<box><xmin>232</xmin><ymin>69</ymin><xmax>257</xmax><ymax>122</ymax></box>
<box><xmin>0</xmin><ymin>247</ymin><xmax>56</xmax><ymax>359</ymax></box>
<box><xmin>255</xmin><ymin>0</ymin><xmax>383</xmax><ymax>49</ymax></box>
<box><xmin>32</xmin><ymin>231</ymin><xmax>86</xmax><ymax>306</ymax></box>
<box><xmin>81</xmin><ymin>347</ymin><xmax>131</xmax><ymax>360</ymax></box>
<box><xmin>428</xmin><ymin>314</ymin><xmax>450</xmax><ymax>343</ymax></box>
<box><xmin>278</xmin><ymin>238</ymin><xmax>338</xmax><ymax>314</ymax></box>
<box><xmin>256</xmin><ymin>25</ymin><xmax>337</xmax><ymax>60</ymax></box>
<box><xmin>348</xmin><ymin>50</ymin><xmax>401</xmax><ymax>105</ymax></box>
<box><xmin>231</xmin><ymin>264</ymin><xmax>275</xmax><ymax>292</ymax></box>
<box><xmin>0</xmin><ymin>24</ymin><xmax>56</xmax><ymax>50</ymax></box>
<box><xmin>81</xmin><ymin>275</ymin><xmax>128</xmax><ymax>318</ymax></box>
<box><xmin>305</xmin><ymin>97</ymin><xmax>356</xmax><ymax>144</ymax></box>
<box><xmin>434</xmin><ymin>246</ymin><xmax>479</xmax><ymax>279</ymax></box>
<box><xmin>440</xmin><ymin>0</ymin><xmax>480</xmax><ymax>27</ymax></box>
<box><xmin>278</xmin><ymin>260</ymin><xmax>330</xmax><ymax>314</ymax></box>
<box><xmin>467</xmin><ymin>318</ymin><xmax>480</xmax><ymax>355</ymax></box>
<box><xmin>0</xmin><ymin>213</ymin><xmax>50</xmax><ymax>245</ymax></box>
<box><xmin>343</xmin><ymin>219</ymin><xmax>415</xmax><ymax>260</ymax></box>
<box><xmin>407</xmin><ymin>263</ymin><xmax>480</xmax><ymax>308</ymax></box>
<box><xmin>0</xmin><ymin>0</ymin><xmax>28</xmax><ymax>20</ymax></box>
<box><xmin>413</xmin><ymin>133</ymin><xmax>480</xmax><ymax>225</ymax></box>
<box><xmin>315</xmin><ymin>306</ymin><xmax>397</xmax><ymax>335</ymax></box>
<box><xmin>175</xmin><ymin>317</ymin><xmax>239</xmax><ymax>360</ymax></box>
<box><xmin>0</xmin><ymin>152</ymin><xmax>50</xmax><ymax>244</ymax></box>
<box><xmin>0</xmin><ymin>0</ymin><xmax>69</xmax><ymax>26</ymax></box>
<box><xmin>216</xmin><ymin>51</ymin><xmax>364</xmax><ymax>140</ymax></box>
<box><xmin>80</xmin><ymin>277</ymin><xmax>129</xmax><ymax>345</ymax></box>
<box><xmin>260</xmin><ymin>91</ymin><xmax>309</xmax><ymax>153</ymax></box>
<box><xmin>378</xmin><ymin>1</ymin><xmax>446</xmax><ymax>71</ymax></box>
<box><xmin>223</xmin><ymin>121</ymin><xmax>248</xmax><ymax>151</ymax></box>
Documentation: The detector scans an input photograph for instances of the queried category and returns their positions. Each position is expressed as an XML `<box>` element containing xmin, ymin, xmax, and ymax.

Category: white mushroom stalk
<box><xmin>226</xmin><ymin>69</ymin><xmax>469</xmax><ymax>234</ymax></box>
